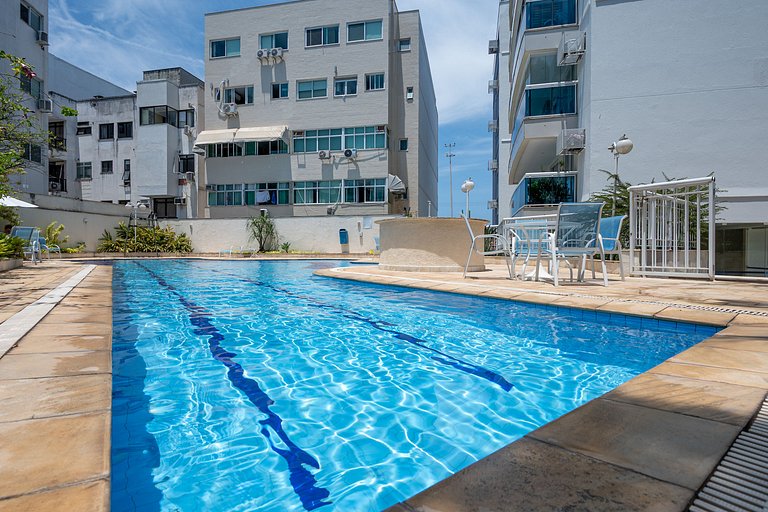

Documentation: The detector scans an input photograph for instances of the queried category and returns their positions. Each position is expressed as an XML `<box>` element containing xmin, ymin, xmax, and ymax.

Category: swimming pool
<box><xmin>111</xmin><ymin>259</ymin><xmax>717</xmax><ymax>512</ymax></box>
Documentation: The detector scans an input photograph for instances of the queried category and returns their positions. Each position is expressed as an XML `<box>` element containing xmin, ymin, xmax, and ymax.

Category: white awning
<box><xmin>232</xmin><ymin>125</ymin><xmax>289</xmax><ymax>143</ymax></box>
<box><xmin>388</xmin><ymin>174</ymin><xmax>406</xmax><ymax>193</ymax></box>
<box><xmin>0</xmin><ymin>196</ymin><xmax>38</xmax><ymax>208</ymax></box>
<box><xmin>194</xmin><ymin>129</ymin><xmax>236</xmax><ymax>147</ymax></box>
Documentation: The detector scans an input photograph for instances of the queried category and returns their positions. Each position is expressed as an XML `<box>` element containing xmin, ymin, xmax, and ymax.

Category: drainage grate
<box><xmin>689</xmin><ymin>396</ymin><xmax>768</xmax><ymax>512</ymax></box>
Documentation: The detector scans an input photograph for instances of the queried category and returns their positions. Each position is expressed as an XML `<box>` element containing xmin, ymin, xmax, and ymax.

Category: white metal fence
<box><xmin>629</xmin><ymin>176</ymin><xmax>716</xmax><ymax>279</ymax></box>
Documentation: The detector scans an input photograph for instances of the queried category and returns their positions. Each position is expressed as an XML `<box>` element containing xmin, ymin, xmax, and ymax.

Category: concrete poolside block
<box><xmin>0</xmin><ymin>351</ymin><xmax>110</xmax><ymax>380</ymax></box>
<box><xmin>670</xmin><ymin>345</ymin><xmax>768</xmax><ymax>373</ymax></box>
<box><xmin>605</xmin><ymin>372</ymin><xmax>766</xmax><ymax>427</ymax></box>
<box><xmin>650</xmin><ymin>361</ymin><xmax>768</xmax><ymax>389</ymax></box>
<box><xmin>0</xmin><ymin>480</ymin><xmax>108</xmax><ymax>512</ymax></box>
<box><xmin>11</xmin><ymin>333</ymin><xmax>111</xmax><ymax>354</ymax></box>
<box><xmin>654</xmin><ymin>307</ymin><xmax>736</xmax><ymax>326</ymax></box>
<box><xmin>528</xmin><ymin>398</ymin><xmax>740</xmax><ymax>491</ymax></box>
<box><xmin>395</xmin><ymin>437</ymin><xmax>692</xmax><ymax>512</ymax></box>
<box><xmin>0</xmin><ymin>374</ymin><xmax>110</xmax><ymax>423</ymax></box>
<box><xmin>0</xmin><ymin>412</ymin><xmax>109</xmax><ymax>499</ymax></box>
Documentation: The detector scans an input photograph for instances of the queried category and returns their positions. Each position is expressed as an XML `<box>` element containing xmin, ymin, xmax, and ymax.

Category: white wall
<box><xmin>164</xmin><ymin>214</ymin><xmax>395</xmax><ymax>253</ymax></box>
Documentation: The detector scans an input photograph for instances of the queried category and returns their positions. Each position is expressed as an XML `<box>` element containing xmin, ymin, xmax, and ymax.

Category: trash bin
<box><xmin>339</xmin><ymin>229</ymin><xmax>349</xmax><ymax>245</ymax></box>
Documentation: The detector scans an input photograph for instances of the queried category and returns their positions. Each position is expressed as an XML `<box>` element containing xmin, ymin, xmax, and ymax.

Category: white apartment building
<box><xmin>199</xmin><ymin>0</ymin><xmax>438</xmax><ymax>219</ymax></box>
<box><xmin>492</xmin><ymin>0</ymin><xmax>768</xmax><ymax>276</ymax></box>
<box><xmin>75</xmin><ymin>68</ymin><xmax>205</xmax><ymax>219</ymax></box>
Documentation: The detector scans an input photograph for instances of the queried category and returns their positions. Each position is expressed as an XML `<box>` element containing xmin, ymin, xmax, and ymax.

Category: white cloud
<box><xmin>397</xmin><ymin>0</ymin><xmax>499</xmax><ymax>125</ymax></box>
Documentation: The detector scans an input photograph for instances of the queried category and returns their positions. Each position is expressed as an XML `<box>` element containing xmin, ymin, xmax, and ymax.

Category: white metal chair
<box><xmin>38</xmin><ymin>237</ymin><xmax>61</xmax><ymax>259</ymax></box>
<box><xmin>10</xmin><ymin>226</ymin><xmax>41</xmax><ymax>264</ymax></box>
<box><xmin>462</xmin><ymin>215</ymin><xmax>513</xmax><ymax>279</ymax></box>
<box><xmin>506</xmin><ymin>218</ymin><xmax>551</xmax><ymax>280</ymax></box>
<box><xmin>591</xmin><ymin>215</ymin><xmax>626</xmax><ymax>281</ymax></box>
<box><xmin>541</xmin><ymin>203</ymin><xmax>608</xmax><ymax>286</ymax></box>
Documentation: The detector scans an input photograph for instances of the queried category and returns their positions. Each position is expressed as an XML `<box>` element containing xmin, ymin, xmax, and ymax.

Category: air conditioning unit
<box><xmin>488</xmin><ymin>79</ymin><xmax>498</xmax><ymax>93</ymax></box>
<box><xmin>186</xmin><ymin>171</ymin><xmax>196</xmax><ymax>182</ymax></box>
<box><xmin>270</xmin><ymin>48</ymin><xmax>283</xmax><ymax>60</ymax></box>
<box><xmin>318</xmin><ymin>150</ymin><xmax>331</xmax><ymax>160</ymax></box>
<box><xmin>558</xmin><ymin>32</ymin><xmax>586</xmax><ymax>66</ymax></box>
<box><xmin>37</xmin><ymin>31</ymin><xmax>49</xmax><ymax>46</ymax></box>
<box><xmin>37</xmin><ymin>98</ymin><xmax>53</xmax><ymax>113</ymax></box>
<box><xmin>557</xmin><ymin>128</ymin><xmax>586</xmax><ymax>155</ymax></box>
<box><xmin>222</xmin><ymin>103</ymin><xmax>238</xmax><ymax>116</ymax></box>
<box><xmin>49</xmin><ymin>181</ymin><xmax>60</xmax><ymax>192</ymax></box>
<box><xmin>343</xmin><ymin>148</ymin><xmax>358</xmax><ymax>159</ymax></box>
<box><xmin>488</xmin><ymin>119</ymin><xmax>498</xmax><ymax>132</ymax></box>
<box><xmin>174</xmin><ymin>197</ymin><xmax>186</xmax><ymax>205</ymax></box>
<box><xmin>488</xmin><ymin>159</ymin><xmax>498</xmax><ymax>171</ymax></box>
<box><xmin>487</xmin><ymin>199</ymin><xmax>498</xmax><ymax>210</ymax></box>
<box><xmin>488</xmin><ymin>39</ymin><xmax>499</xmax><ymax>54</ymax></box>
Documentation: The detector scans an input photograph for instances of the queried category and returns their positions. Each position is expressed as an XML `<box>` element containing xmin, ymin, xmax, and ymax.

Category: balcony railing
<box><xmin>525</xmin><ymin>0</ymin><xmax>577</xmax><ymax>30</ymax></box>
<box><xmin>511</xmin><ymin>172</ymin><xmax>577</xmax><ymax>217</ymax></box>
<box><xmin>510</xmin><ymin>84</ymin><xmax>577</xmax><ymax>149</ymax></box>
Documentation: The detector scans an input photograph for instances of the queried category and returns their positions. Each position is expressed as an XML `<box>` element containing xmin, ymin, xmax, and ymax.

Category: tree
<box><xmin>247</xmin><ymin>215</ymin><xmax>278</xmax><ymax>252</ymax></box>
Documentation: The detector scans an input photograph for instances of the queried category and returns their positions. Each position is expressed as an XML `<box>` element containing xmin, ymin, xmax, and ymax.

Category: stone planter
<box><xmin>0</xmin><ymin>258</ymin><xmax>23</xmax><ymax>272</ymax></box>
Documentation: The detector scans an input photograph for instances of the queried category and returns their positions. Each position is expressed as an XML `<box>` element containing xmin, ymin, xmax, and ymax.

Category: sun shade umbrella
<box><xmin>0</xmin><ymin>196</ymin><xmax>38</xmax><ymax>208</ymax></box>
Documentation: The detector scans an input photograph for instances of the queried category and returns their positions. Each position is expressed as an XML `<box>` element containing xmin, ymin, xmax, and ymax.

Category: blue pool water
<box><xmin>111</xmin><ymin>259</ymin><xmax>717</xmax><ymax>512</ymax></box>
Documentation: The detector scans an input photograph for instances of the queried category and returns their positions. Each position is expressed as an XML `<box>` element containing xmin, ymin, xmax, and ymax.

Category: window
<box><xmin>210</xmin><ymin>38</ymin><xmax>240</xmax><ymax>58</ymax></box>
<box><xmin>525</xmin><ymin>0</ymin><xmax>577</xmax><ymax>29</ymax></box>
<box><xmin>98</xmin><ymin>123</ymin><xmax>114</xmax><ymax>140</ymax></box>
<box><xmin>19</xmin><ymin>75</ymin><xmax>43</xmax><ymax>100</ymax></box>
<box><xmin>49</xmin><ymin>121</ymin><xmax>65</xmax><ymax>150</ymax></box>
<box><xmin>293</xmin><ymin>180</ymin><xmax>341</xmax><ymax>204</ymax></box>
<box><xmin>260</xmin><ymin>32</ymin><xmax>288</xmax><ymax>50</ymax></box>
<box><xmin>525</xmin><ymin>84</ymin><xmax>577</xmax><ymax>116</ymax></box>
<box><xmin>178</xmin><ymin>109</ymin><xmax>195</xmax><ymax>127</ymax></box>
<box><xmin>179</xmin><ymin>154</ymin><xmax>195</xmax><ymax>173</ymax></box>
<box><xmin>208</xmin><ymin>184</ymin><xmax>243</xmax><ymax>206</ymax></box>
<box><xmin>347</xmin><ymin>20</ymin><xmax>382</xmax><ymax>42</ymax></box>
<box><xmin>334</xmin><ymin>77</ymin><xmax>357</xmax><ymax>97</ymax></box>
<box><xmin>122</xmin><ymin>160</ymin><xmax>131</xmax><ymax>184</ymax></box>
<box><xmin>224</xmin><ymin>86</ymin><xmax>254</xmax><ymax>105</ymax></box>
<box><xmin>292</xmin><ymin>126</ymin><xmax>386</xmax><ymax>153</ymax></box>
<box><xmin>101</xmin><ymin>161</ymin><xmax>113</xmax><ymax>174</ymax></box>
<box><xmin>76</xmin><ymin>162</ymin><xmax>92</xmax><ymax>180</ymax></box>
<box><xmin>153</xmin><ymin>198</ymin><xmax>177</xmax><ymax>219</ymax></box>
<box><xmin>140</xmin><ymin>106</ymin><xmax>178</xmax><ymax>126</ymax></box>
<box><xmin>22</xmin><ymin>144</ymin><xmax>42</xmax><ymax>163</ymax></box>
<box><xmin>245</xmin><ymin>183</ymin><xmax>290</xmax><ymax>205</ymax></box>
<box><xmin>76</xmin><ymin>122</ymin><xmax>91</xmax><ymax>136</ymax></box>
<box><xmin>344</xmin><ymin>178</ymin><xmax>386</xmax><ymax>203</ymax></box>
<box><xmin>399</xmin><ymin>139</ymin><xmax>408</xmax><ymax>151</ymax></box>
<box><xmin>117</xmin><ymin>121</ymin><xmax>133</xmax><ymax>139</ymax></box>
<box><xmin>206</xmin><ymin>140</ymin><xmax>288</xmax><ymax>158</ymax></box>
<box><xmin>406</xmin><ymin>86</ymin><xmax>414</xmax><ymax>100</ymax></box>
<box><xmin>271</xmin><ymin>82</ymin><xmax>288</xmax><ymax>99</ymax></box>
<box><xmin>297</xmin><ymin>79</ymin><xmax>327</xmax><ymax>100</ymax></box>
<box><xmin>398</xmin><ymin>38</ymin><xmax>411</xmax><ymax>51</ymax></box>
<box><xmin>20</xmin><ymin>2</ymin><xmax>43</xmax><ymax>32</ymax></box>
<box><xmin>526</xmin><ymin>53</ymin><xmax>576</xmax><ymax>84</ymax></box>
<box><xmin>365</xmin><ymin>73</ymin><xmax>385</xmax><ymax>91</ymax></box>
<box><xmin>305</xmin><ymin>25</ymin><xmax>339</xmax><ymax>47</ymax></box>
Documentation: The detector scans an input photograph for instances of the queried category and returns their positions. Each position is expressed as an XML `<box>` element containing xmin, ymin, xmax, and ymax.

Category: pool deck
<box><xmin>0</xmin><ymin>258</ymin><xmax>766</xmax><ymax>511</ymax></box>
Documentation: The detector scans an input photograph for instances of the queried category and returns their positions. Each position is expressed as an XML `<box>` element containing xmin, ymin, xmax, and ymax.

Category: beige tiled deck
<box><xmin>0</xmin><ymin>258</ymin><xmax>767</xmax><ymax>511</ymax></box>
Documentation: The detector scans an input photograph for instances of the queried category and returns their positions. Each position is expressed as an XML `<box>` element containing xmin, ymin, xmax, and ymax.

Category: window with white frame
<box><xmin>179</xmin><ymin>154</ymin><xmax>195</xmax><ymax>173</ymax></box>
<box><xmin>297</xmin><ymin>79</ymin><xmax>327</xmax><ymax>99</ymax></box>
<box><xmin>101</xmin><ymin>161</ymin><xmax>113</xmax><ymax>174</ymax></box>
<box><xmin>99</xmin><ymin>123</ymin><xmax>114</xmax><ymax>140</ymax></box>
<box><xmin>210</xmin><ymin>38</ymin><xmax>240</xmax><ymax>58</ymax></box>
<box><xmin>398</xmin><ymin>38</ymin><xmax>411</xmax><ymax>51</ymax></box>
<box><xmin>271</xmin><ymin>82</ymin><xmax>288</xmax><ymax>99</ymax></box>
<box><xmin>206</xmin><ymin>140</ymin><xmax>287</xmax><ymax>158</ymax></box>
<box><xmin>245</xmin><ymin>183</ymin><xmax>290</xmax><ymax>205</ymax></box>
<box><xmin>399</xmin><ymin>139</ymin><xmax>408</xmax><ymax>151</ymax></box>
<box><xmin>343</xmin><ymin>178</ymin><xmax>386</xmax><ymax>203</ymax></box>
<box><xmin>292</xmin><ymin>126</ymin><xmax>386</xmax><ymax>152</ymax></box>
<box><xmin>22</xmin><ymin>143</ymin><xmax>42</xmax><ymax>163</ymax></box>
<box><xmin>334</xmin><ymin>77</ymin><xmax>357</xmax><ymax>97</ymax></box>
<box><xmin>117</xmin><ymin>121</ymin><xmax>133</xmax><ymax>139</ymax></box>
<box><xmin>19</xmin><ymin>74</ymin><xmax>43</xmax><ymax>100</ymax></box>
<box><xmin>347</xmin><ymin>20</ymin><xmax>382</xmax><ymax>42</ymax></box>
<box><xmin>20</xmin><ymin>2</ymin><xmax>43</xmax><ymax>32</ymax></box>
<box><xmin>208</xmin><ymin>184</ymin><xmax>243</xmax><ymax>206</ymax></box>
<box><xmin>178</xmin><ymin>109</ymin><xmax>195</xmax><ymax>127</ymax></box>
<box><xmin>224</xmin><ymin>85</ymin><xmax>254</xmax><ymax>105</ymax></box>
<box><xmin>305</xmin><ymin>25</ymin><xmax>339</xmax><ymax>47</ymax></box>
<box><xmin>260</xmin><ymin>32</ymin><xmax>288</xmax><ymax>50</ymax></box>
<box><xmin>76</xmin><ymin>162</ymin><xmax>92</xmax><ymax>180</ymax></box>
<box><xmin>365</xmin><ymin>73</ymin><xmax>385</xmax><ymax>91</ymax></box>
<box><xmin>293</xmin><ymin>180</ymin><xmax>341</xmax><ymax>204</ymax></box>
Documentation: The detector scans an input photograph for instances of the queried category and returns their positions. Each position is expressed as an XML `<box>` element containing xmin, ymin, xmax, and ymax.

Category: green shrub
<box><xmin>97</xmin><ymin>223</ymin><xmax>192</xmax><ymax>253</ymax></box>
<box><xmin>0</xmin><ymin>233</ymin><xmax>24</xmax><ymax>259</ymax></box>
<box><xmin>44</xmin><ymin>221</ymin><xmax>68</xmax><ymax>247</ymax></box>
<box><xmin>247</xmin><ymin>215</ymin><xmax>278</xmax><ymax>253</ymax></box>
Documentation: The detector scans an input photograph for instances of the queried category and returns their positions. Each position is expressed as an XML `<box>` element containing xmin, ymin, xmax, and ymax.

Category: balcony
<box><xmin>510</xmin><ymin>172</ymin><xmax>577</xmax><ymax>217</ymax></box>
<box><xmin>525</xmin><ymin>0</ymin><xmax>577</xmax><ymax>30</ymax></box>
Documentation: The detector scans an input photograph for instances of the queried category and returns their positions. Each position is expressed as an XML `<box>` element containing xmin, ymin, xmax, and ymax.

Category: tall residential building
<box><xmin>493</xmin><ymin>0</ymin><xmax>768</xmax><ymax>275</ymax></box>
<box><xmin>199</xmin><ymin>0</ymin><xmax>438</xmax><ymax>219</ymax></box>
<box><xmin>75</xmin><ymin>68</ymin><xmax>206</xmax><ymax>219</ymax></box>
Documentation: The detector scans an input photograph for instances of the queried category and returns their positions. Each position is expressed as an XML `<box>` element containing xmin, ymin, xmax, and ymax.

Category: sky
<box><xmin>48</xmin><ymin>0</ymin><xmax>500</xmax><ymax>218</ymax></box>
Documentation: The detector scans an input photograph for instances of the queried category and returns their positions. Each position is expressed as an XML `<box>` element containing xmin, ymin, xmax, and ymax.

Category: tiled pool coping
<box><xmin>0</xmin><ymin>259</ymin><xmax>766</xmax><ymax>511</ymax></box>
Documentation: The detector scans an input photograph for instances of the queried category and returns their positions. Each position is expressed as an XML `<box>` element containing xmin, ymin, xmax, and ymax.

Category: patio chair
<box><xmin>38</xmin><ymin>237</ymin><xmax>62</xmax><ymax>259</ymax></box>
<box><xmin>506</xmin><ymin>218</ymin><xmax>551</xmax><ymax>280</ymax></box>
<box><xmin>10</xmin><ymin>226</ymin><xmax>41</xmax><ymax>264</ymax></box>
<box><xmin>541</xmin><ymin>203</ymin><xmax>608</xmax><ymax>286</ymax></box>
<box><xmin>590</xmin><ymin>215</ymin><xmax>626</xmax><ymax>281</ymax></box>
<box><xmin>462</xmin><ymin>214</ymin><xmax>513</xmax><ymax>279</ymax></box>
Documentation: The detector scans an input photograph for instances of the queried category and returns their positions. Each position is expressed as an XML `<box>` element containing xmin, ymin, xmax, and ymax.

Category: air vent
<box><xmin>488</xmin><ymin>39</ymin><xmax>499</xmax><ymax>54</ymax></box>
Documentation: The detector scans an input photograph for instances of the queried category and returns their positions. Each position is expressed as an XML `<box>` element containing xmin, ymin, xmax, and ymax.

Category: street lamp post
<box><xmin>444</xmin><ymin>143</ymin><xmax>456</xmax><ymax>217</ymax></box>
<box><xmin>125</xmin><ymin>202</ymin><xmax>147</xmax><ymax>243</ymax></box>
<box><xmin>608</xmin><ymin>134</ymin><xmax>633</xmax><ymax>216</ymax></box>
<box><xmin>461</xmin><ymin>177</ymin><xmax>475</xmax><ymax>218</ymax></box>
